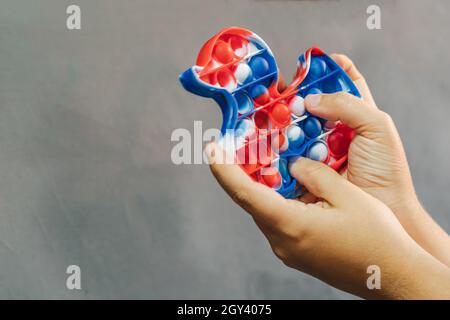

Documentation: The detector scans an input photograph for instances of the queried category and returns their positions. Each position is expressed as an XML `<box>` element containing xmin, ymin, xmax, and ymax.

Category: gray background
<box><xmin>0</xmin><ymin>0</ymin><xmax>449</xmax><ymax>299</ymax></box>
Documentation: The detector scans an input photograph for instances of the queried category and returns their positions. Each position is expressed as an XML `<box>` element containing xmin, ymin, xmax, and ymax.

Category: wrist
<box><xmin>389</xmin><ymin>192</ymin><xmax>427</xmax><ymax>225</ymax></box>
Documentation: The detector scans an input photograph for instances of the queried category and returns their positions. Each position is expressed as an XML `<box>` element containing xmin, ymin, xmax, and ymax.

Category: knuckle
<box><xmin>295</xmin><ymin>233</ymin><xmax>314</xmax><ymax>254</ymax></box>
<box><xmin>272</xmin><ymin>245</ymin><xmax>286</xmax><ymax>261</ymax></box>
<box><xmin>274</xmin><ymin>207</ymin><xmax>310</xmax><ymax>242</ymax></box>
<box><xmin>377</xmin><ymin>110</ymin><xmax>394</xmax><ymax>126</ymax></box>
<box><xmin>341</xmin><ymin>54</ymin><xmax>354</xmax><ymax>67</ymax></box>
<box><xmin>333</xmin><ymin>91</ymin><xmax>353</xmax><ymax>108</ymax></box>
<box><xmin>359</xmin><ymin>74</ymin><xmax>367</xmax><ymax>83</ymax></box>
<box><xmin>339</xmin><ymin>53</ymin><xmax>351</xmax><ymax>61</ymax></box>
<box><xmin>334</xmin><ymin>91</ymin><xmax>349</xmax><ymax>100</ymax></box>
<box><xmin>271</xmin><ymin>245</ymin><xmax>293</xmax><ymax>267</ymax></box>
<box><xmin>282</xmin><ymin>259</ymin><xmax>296</xmax><ymax>269</ymax></box>
<box><xmin>342</xmin><ymin>55</ymin><xmax>364</xmax><ymax>78</ymax></box>
<box><xmin>280</xmin><ymin>225</ymin><xmax>308</xmax><ymax>244</ymax></box>
<box><xmin>271</xmin><ymin>226</ymin><xmax>312</xmax><ymax>269</ymax></box>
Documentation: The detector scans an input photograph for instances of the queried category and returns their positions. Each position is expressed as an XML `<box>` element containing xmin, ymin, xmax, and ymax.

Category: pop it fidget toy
<box><xmin>179</xmin><ymin>27</ymin><xmax>360</xmax><ymax>198</ymax></box>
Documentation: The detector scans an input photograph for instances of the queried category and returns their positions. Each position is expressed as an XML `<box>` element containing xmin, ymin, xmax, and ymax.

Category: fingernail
<box><xmin>306</xmin><ymin>94</ymin><xmax>321</xmax><ymax>108</ymax></box>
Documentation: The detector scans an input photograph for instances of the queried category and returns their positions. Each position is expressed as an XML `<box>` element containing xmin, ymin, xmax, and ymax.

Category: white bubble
<box><xmin>286</xmin><ymin>125</ymin><xmax>301</xmax><ymax>141</ymax></box>
<box><xmin>307</xmin><ymin>142</ymin><xmax>328</xmax><ymax>162</ymax></box>
<box><xmin>236</xmin><ymin>119</ymin><xmax>256</xmax><ymax>138</ymax></box>
<box><xmin>288</xmin><ymin>96</ymin><xmax>305</xmax><ymax>117</ymax></box>
<box><xmin>234</xmin><ymin>63</ymin><xmax>252</xmax><ymax>84</ymax></box>
<box><xmin>223</xmin><ymin>80</ymin><xmax>237</xmax><ymax>92</ymax></box>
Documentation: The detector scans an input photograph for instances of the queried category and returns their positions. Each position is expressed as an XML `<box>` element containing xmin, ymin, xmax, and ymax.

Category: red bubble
<box><xmin>254</xmin><ymin>112</ymin><xmax>270</xmax><ymax>129</ymax></box>
<box><xmin>261</xmin><ymin>167</ymin><xmax>282</xmax><ymax>188</ymax></box>
<box><xmin>271</xmin><ymin>103</ymin><xmax>291</xmax><ymax>126</ymax></box>
<box><xmin>213</xmin><ymin>41</ymin><xmax>234</xmax><ymax>64</ymax></box>
<box><xmin>271</xmin><ymin>132</ymin><xmax>286</xmax><ymax>152</ymax></box>
<box><xmin>328</xmin><ymin>131</ymin><xmax>351</xmax><ymax>158</ymax></box>
<box><xmin>217</xmin><ymin>69</ymin><xmax>234</xmax><ymax>88</ymax></box>
<box><xmin>238</xmin><ymin>141</ymin><xmax>260</xmax><ymax>174</ymax></box>
<box><xmin>257</xmin><ymin>142</ymin><xmax>273</xmax><ymax>166</ymax></box>
<box><xmin>254</xmin><ymin>92</ymin><xmax>270</xmax><ymax>105</ymax></box>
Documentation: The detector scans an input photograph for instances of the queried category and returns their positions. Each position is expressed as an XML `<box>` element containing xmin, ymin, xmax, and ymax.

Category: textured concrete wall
<box><xmin>0</xmin><ymin>0</ymin><xmax>449</xmax><ymax>299</ymax></box>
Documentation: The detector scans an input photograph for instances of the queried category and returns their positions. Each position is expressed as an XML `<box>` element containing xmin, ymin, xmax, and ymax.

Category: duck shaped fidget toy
<box><xmin>179</xmin><ymin>27</ymin><xmax>360</xmax><ymax>199</ymax></box>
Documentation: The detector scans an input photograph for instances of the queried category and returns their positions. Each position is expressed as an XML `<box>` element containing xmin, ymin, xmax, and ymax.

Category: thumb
<box><xmin>289</xmin><ymin>157</ymin><xmax>354</xmax><ymax>207</ymax></box>
<box><xmin>304</xmin><ymin>92</ymin><xmax>387</xmax><ymax>136</ymax></box>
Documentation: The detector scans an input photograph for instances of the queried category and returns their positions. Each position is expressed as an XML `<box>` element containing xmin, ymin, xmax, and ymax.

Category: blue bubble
<box><xmin>309</xmin><ymin>57</ymin><xmax>327</xmax><ymax>78</ymax></box>
<box><xmin>303</xmin><ymin>117</ymin><xmax>322</xmax><ymax>138</ymax></box>
<box><xmin>234</xmin><ymin>92</ymin><xmax>253</xmax><ymax>114</ymax></box>
<box><xmin>249</xmin><ymin>56</ymin><xmax>269</xmax><ymax>78</ymax></box>
<box><xmin>287</xmin><ymin>125</ymin><xmax>306</xmax><ymax>148</ymax></box>
<box><xmin>250</xmin><ymin>84</ymin><xmax>268</xmax><ymax>99</ymax></box>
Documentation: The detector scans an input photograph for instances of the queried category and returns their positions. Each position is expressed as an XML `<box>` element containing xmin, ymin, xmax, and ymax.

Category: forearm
<box><xmin>394</xmin><ymin>199</ymin><xmax>450</xmax><ymax>268</ymax></box>
<box><xmin>388</xmin><ymin>249</ymin><xmax>450</xmax><ymax>299</ymax></box>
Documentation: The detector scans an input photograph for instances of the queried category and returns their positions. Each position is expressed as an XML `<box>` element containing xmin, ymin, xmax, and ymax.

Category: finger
<box><xmin>289</xmin><ymin>157</ymin><xmax>354</xmax><ymax>207</ymax></box>
<box><xmin>297</xmin><ymin>191</ymin><xmax>317</xmax><ymax>204</ymax></box>
<box><xmin>304</xmin><ymin>92</ymin><xmax>385</xmax><ymax>135</ymax></box>
<box><xmin>206</xmin><ymin>143</ymin><xmax>301</xmax><ymax>229</ymax></box>
<box><xmin>330</xmin><ymin>53</ymin><xmax>376</xmax><ymax>108</ymax></box>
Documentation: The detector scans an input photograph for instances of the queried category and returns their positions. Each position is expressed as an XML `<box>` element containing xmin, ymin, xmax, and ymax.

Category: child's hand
<box><xmin>306</xmin><ymin>54</ymin><xmax>413</xmax><ymax>212</ymax></box>
<box><xmin>205</xmin><ymin>144</ymin><xmax>450</xmax><ymax>299</ymax></box>
<box><xmin>303</xmin><ymin>54</ymin><xmax>450</xmax><ymax>267</ymax></box>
